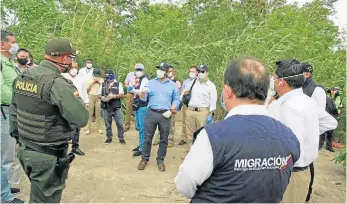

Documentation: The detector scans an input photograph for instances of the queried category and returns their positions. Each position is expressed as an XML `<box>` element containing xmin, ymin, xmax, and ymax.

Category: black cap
<box><xmin>156</xmin><ymin>62</ymin><xmax>170</xmax><ymax>71</ymax></box>
<box><xmin>93</xmin><ymin>68</ymin><xmax>101</xmax><ymax>77</ymax></box>
<box><xmin>198</xmin><ymin>64</ymin><xmax>208</xmax><ymax>71</ymax></box>
<box><xmin>105</xmin><ymin>69</ymin><xmax>114</xmax><ymax>74</ymax></box>
<box><xmin>301</xmin><ymin>62</ymin><xmax>313</xmax><ymax>73</ymax></box>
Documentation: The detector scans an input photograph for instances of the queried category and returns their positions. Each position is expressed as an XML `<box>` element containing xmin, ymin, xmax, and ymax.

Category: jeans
<box><xmin>142</xmin><ymin>109</ymin><xmax>171</xmax><ymax>163</ymax></box>
<box><xmin>135</xmin><ymin>107</ymin><xmax>148</xmax><ymax>151</ymax></box>
<box><xmin>1</xmin><ymin>106</ymin><xmax>15</xmax><ymax>202</ymax></box>
<box><xmin>72</xmin><ymin>128</ymin><xmax>80</xmax><ymax>151</ymax></box>
<box><xmin>103</xmin><ymin>108</ymin><xmax>124</xmax><ymax>140</ymax></box>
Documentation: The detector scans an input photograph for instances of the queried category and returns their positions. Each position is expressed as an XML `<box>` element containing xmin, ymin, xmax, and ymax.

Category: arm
<box><xmin>318</xmin><ymin>108</ymin><xmax>338</xmax><ymax>134</ymax></box>
<box><xmin>312</xmin><ymin>87</ymin><xmax>326</xmax><ymax>110</ymax></box>
<box><xmin>209</xmin><ymin>84</ymin><xmax>217</xmax><ymax>112</ymax></box>
<box><xmin>50</xmin><ymin>78</ymin><xmax>89</xmax><ymax>128</ymax></box>
<box><xmin>109</xmin><ymin>82</ymin><xmax>125</xmax><ymax>99</ymax></box>
<box><xmin>171</xmin><ymin>86</ymin><xmax>180</xmax><ymax>112</ymax></box>
<box><xmin>9</xmin><ymin>83</ymin><xmax>18</xmax><ymax>138</ymax></box>
<box><xmin>140</xmin><ymin>81</ymin><xmax>150</xmax><ymax>101</ymax></box>
<box><xmin>124</xmin><ymin>73</ymin><xmax>131</xmax><ymax>87</ymax></box>
<box><xmin>132</xmin><ymin>78</ymin><xmax>149</xmax><ymax>95</ymax></box>
<box><xmin>175</xmin><ymin>129</ymin><xmax>213</xmax><ymax>199</ymax></box>
<box><xmin>0</xmin><ymin>72</ymin><xmax>12</xmax><ymax>105</ymax></box>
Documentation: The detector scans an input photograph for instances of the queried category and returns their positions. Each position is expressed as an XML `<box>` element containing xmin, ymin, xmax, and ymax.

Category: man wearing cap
<box><xmin>9</xmin><ymin>37</ymin><xmax>89</xmax><ymax>203</ymax></box>
<box><xmin>85</xmin><ymin>68</ymin><xmax>104</xmax><ymax>135</ymax></box>
<box><xmin>181</xmin><ymin>64</ymin><xmax>217</xmax><ymax>148</ymax></box>
<box><xmin>127</xmin><ymin>64</ymin><xmax>149</xmax><ymax>156</ymax></box>
<box><xmin>124</xmin><ymin>65</ymin><xmax>139</xmax><ymax>132</ymax></box>
<box><xmin>137</xmin><ymin>62</ymin><xmax>180</xmax><ymax>172</ymax></box>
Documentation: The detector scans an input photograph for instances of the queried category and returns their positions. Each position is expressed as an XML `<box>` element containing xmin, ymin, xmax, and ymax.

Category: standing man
<box><xmin>78</xmin><ymin>59</ymin><xmax>94</xmax><ymax>82</ymax></box>
<box><xmin>1</xmin><ymin>30</ymin><xmax>24</xmax><ymax>204</ymax></box>
<box><xmin>182</xmin><ymin>64</ymin><xmax>217</xmax><ymax>148</ymax></box>
<box><xmin>272</xmin><ymin>60</ymin><xmax>337</xmax><ymax>203</ymax></box>
<box><xmin>9</xmin><ymin>38</ymin><xmax>89</xmax><ymax>203</ymax></box>
<box><xmin>99</xmin><ymin>70</ymin><xmax>126</xmax><ymax>144</ymax></box>
<box><xmin>178</xmin><ymin>66</ymin><xmax>198</xmax><ymax>146</ymax></box>
<box><xmin>127</xmin><ymin>65</ymin><xmax>149</xmax><ymax>156</ymax></box>
<box><xmin>124</xmin><ymin>65</ymin><xmax>138</xmax><ymax>132</ymax></box>
<box><xmin>137</xmin><ymin>62</ymin><xmax>180</xmax><ymax>172</ymax></box>
<box><xmin>15</xmin><ymin>48</ymin><xmax>32</xmax><ymax>72</ymax></box>
<box><xmin>85</xmin><ymin>68</ymin><xmax>103</xmax><ymax>135</ymax></box>
<box><xmin>62</xmin><ymin>61</ymin><xmax>88</xmax><ymax>155</ymax></box>
<box><xmin>153</xmin><ymin>65</ymin><xmax>181</xmax><ymax>147</ymax></box>
<box><xmin>175</xmin><ymin>57</ymin><xmax>301</xmax><ymax>203</ymax></box>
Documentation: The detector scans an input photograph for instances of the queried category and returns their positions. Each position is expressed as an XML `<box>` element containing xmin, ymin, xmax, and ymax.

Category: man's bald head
<box><xmin>224</xmin><ymin>56</ymin><xmax>269</xmax><ymax>101</ymax></box>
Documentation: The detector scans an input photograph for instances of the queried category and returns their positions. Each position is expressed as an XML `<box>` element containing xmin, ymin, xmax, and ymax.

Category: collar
<box><xmin>277</xmin><ymin>88</ymin><xmax>303</xmax><ymax>105</ymax></box>
<box><xmin>225</xmin><ymin>104</ymin><xmax>269</xmax><ymax>119</ymax></box>
<box><xmin>0</xmin><ymin>54</ymin><xmax>16</xmax><ymax>65</ymax></box>
<box><xmin>155</xmin><ymin>77</ymin><xmax>170</xmax><ymax>83</ymax></box>
<box><xmin>40</xmin><ymin>60</ymin><xmax>61</xmax><ymax>74</ymax></box>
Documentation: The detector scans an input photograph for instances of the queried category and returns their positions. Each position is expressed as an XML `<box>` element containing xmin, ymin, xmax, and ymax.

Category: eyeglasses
<box><xmin>198</xmin><ymin>70</ymin><xmax>206</xmax><ymax>73</ymax></box>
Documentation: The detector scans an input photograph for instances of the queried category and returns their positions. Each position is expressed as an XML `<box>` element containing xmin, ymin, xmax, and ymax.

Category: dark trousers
<box><xmin>306</xmin><ymin>163</ymin><xmax>314</xmax><ymax>202</ymax></box>
<box><xmin>72</xmin><ymin>128</ymin><xmax>80</xmax><ymax>151</ymax></box>
<box><xmin>142</xmin><ymin>109</ymin><xmax>171</xmax><ymax>163</ymax></box>
<box><xmin>319</xmin><ymin>130</ymin><xmax>334</xmax><ymax>149</ymax></box>
<box><xmin>103</xmin><ymin>108</ymin><xmax>124</xmax><ymax>140</ymax></box>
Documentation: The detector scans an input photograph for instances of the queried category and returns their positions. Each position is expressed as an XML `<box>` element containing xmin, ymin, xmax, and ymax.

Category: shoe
<box><xmin>119</xmin><ymin>139</ymin><xmax>126</xmax><ymax>144</ymax></box>
<box><xmin>168</xmin><ymin>140</ymin><xmax>174</xmax><ymax>148</ymax></box>
<box><xmin>9</xmin><ymin>198</ymin><xmax>25</xmax><ymax>203</ymax></box>
<box><xmin>98</xmin><ymin>129</ymin><xmax>103</xmax><ymax>134</ymax></box>
<box><xmin>178</xmin><ymin>140</ymin><xmax>186</xmax><ymax>145</ymax></box>
<box><xmin>153</xmin><ymin>140</ymin><xmax>159</xmax><ymax>146</ymax></box>
<box><xmin>104</xmin><ymin>138</ymin><xmax>112</xmax><ymax>144</ymax></box>
<box><xmin>157</xmin><ymin>162</ymin><xmax>166</xmax><ymax>172</ymax></box>
<box><xmin>132</xmin><ymin>146</ymin><xmax>140</xmax><ymax>152</ymax></box>
<box><xmin>11</xmin><ymin>188</ymin><xmax>20</xmax><ymax>194</ymax></box>
<box><xmin>133</xmin><ymin>151</ymin><xmax>142</xmax><ymax>157</ymax></box>
<box><xmin>72</xmin><ymin>148</ymin><xmax>85</xmax><ymax>156</ymax></box>
<box><xmin>138</xmin><ymin>159</ymin><xmax>148</xmax><ymax>170</ymax></box>
<box><xmin>85</xmin><ymin>130</ymin><xmax>90</xmax><ymax>135</ymax></box>
<box><xmin>326</xmin><ymin>147</ymin><xmax>335</xmax><ymax>152</ymax></box>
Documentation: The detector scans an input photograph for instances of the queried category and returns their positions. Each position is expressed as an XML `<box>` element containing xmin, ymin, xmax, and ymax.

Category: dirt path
<box><xmin>14</xmin><ymin>122</ymin><xmax>346</xmax><ymax>203</ymax></box>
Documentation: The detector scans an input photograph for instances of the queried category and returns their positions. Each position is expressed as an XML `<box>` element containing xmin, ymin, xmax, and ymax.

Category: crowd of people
<box><xmin>0</xmin><ymin>30</ymin><xmax>344</xmax><ymax>203</ymax></box>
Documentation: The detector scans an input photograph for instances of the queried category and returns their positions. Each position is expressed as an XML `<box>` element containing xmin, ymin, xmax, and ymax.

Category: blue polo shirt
<box><xmin>142</xmin><ymin>77</ymin><xmax>180</xmax><ymax>110</ymax></box>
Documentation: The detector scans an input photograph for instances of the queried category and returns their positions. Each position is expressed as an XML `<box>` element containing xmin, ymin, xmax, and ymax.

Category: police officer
<box><xmin>175</xmin><ymin>57</ymin><xmax>301</xmax><ymax>203</ymax></box>
<box><xmin>9</xmin><ymin>38</ymin><xmax>89</xmax><ymax>203</ymax></box>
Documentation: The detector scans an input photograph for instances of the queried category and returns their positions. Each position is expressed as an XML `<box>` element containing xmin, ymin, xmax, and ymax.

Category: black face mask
<box><xmin>45</xmin><ymin>58</ymin><xmax>72</xmax><ymax>73</ymax></box>
<box><xmin>17</xmin><ymin>58</ymin><xmax>28</xmax><ymax>65</ymax></box>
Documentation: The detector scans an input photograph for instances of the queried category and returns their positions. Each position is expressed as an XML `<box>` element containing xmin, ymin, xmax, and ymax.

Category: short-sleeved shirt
<box><xmin>125</xmin><ymin>72</ymin><xmax>136</xmax><ymax>86</ymax></box>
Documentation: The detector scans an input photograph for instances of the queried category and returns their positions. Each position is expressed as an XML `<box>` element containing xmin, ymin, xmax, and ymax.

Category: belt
<box><xmin>188</xmin><ymin>106</ymin><xmax>209</xmax><ymax>112</ymax></box>
<box><xmin>19</xmin><ymin>137</ymin><xmax>68</xmax><ymax>157</ymax></box>
<box><xmin>150</xmin><ymin>109</ymin><xmax>168</xmax><ymax>114</ymax></box>
<box><xmin>293</xmin><ymin>166</ymin><xmax>308</xmax><ymax>172</ymax></box>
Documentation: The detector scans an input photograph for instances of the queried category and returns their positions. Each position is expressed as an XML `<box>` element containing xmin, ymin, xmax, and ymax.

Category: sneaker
<box><xmin>85</xmin><ymin>130</ymin><xmax>90</xmax><ymax>135</ymax></box>
<box><xmin>138</xmin><ymin>159</ymin><xmax>148</xmax><ymax>170</ymax></box>
<box><xmin>98</xmin><ymin>129</ymin><xmax>103</xmax><ymax>134</ymax></box>
<box><xmin>132</xmin><ymin>146</ymin><xmax>140</xmax><ymax>152</ymax></box>
<box><xmin>11</xmin><ymin>188</ymin><xmax>20</xmax><ymax>194</ymax></box>
<box><xmin>72</xmin><ymin>148</ymin><xmax>85</xmax><ymax>156</ymax></box>
<box><xmin>9</xmin><ymin>198</ymin><xmax>25</xmax><ymax>203</ymax></box>
<box><xmin>157</xmin><ymin>162</ymin><xmax>166</xmax><ymax>172</ymax></box>
<box><xmin>133</xmin><ymin>151</ymin><xmax>142</xmax><ymax>157</ymax></box>
<box><xmin>153</xmin><ymin>140</ymin><xmax>159</xmax><ymax>146</ymax></box>
<box><xmin>326</xmin><ymin>147</ymin><xmax>335</xmax><ymax>152</ymax></box>
<box><xmin>119</xmin><ymin>139</ymin><xmax>126</xmax><ymax>144</ymax></box>
<box><xmin>168</xmin><ymin>140</ymin><xmax>174</xmax><ymax>148</ymax></box>
<box><xmin>104</xmin><ymin>138</ymin><xmax>112</xmax><ymax>144</ymax></box>
<box><xmin>178</xmin><ymin>140</ymin><xmax>186</xmax><ymax>145</ymax></box>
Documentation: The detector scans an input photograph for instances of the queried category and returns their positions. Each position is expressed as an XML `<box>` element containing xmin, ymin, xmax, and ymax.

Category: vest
<box><xmin>191</xmin><ymin>115</ymin><xmax>300</xmax><ymax>203</ymax></box>
<box><xmin>302</xmin><ymin>77</ymin><xmax>324</xmax><ymax>97</ymax></box>
<box><xmin>101</xmin><ymin>81</ymin><xmax>121</xmax><ymax>110</ymax></box>
<box><xmin>13</xmin><ymin>68</ymin><xmax>74</xmax><ymax>146</ymax></box>
<box><xmin>133</xmin><ymin>75</ymin><xmax>149</xmax><ymax>108</ymax></box>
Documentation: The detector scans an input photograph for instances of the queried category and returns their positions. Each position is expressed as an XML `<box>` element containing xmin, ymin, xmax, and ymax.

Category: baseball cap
<box><xmin>156</xmin><ymin>62</ymin><xmax>170</xmax><ymax>71</ymax></box>
<box><xmin>198</xmin><ymin>64</ymin><xmax>208</xmax><ymax>71</ymax></box>
<box><xmin>301</xmin><ymin>62</ymin><xmax>313</xmax><ymax>73</ymax></box>
<box><xmin>134</xmin><ymin>63</ymin><xmax>144</xmax><ymax>70</ymax></box>
<box><xmin>93</xmin><ymin>68</ymin><xmax>101</xmax><ymax>77</ymax></box>
<box><xmin>45</xmin><ymin>38</ymin><xmax>79</xmax><ymax>56</ymax></box>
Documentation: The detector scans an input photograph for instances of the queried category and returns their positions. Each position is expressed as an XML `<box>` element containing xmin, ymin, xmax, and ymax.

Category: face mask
<box><xmin>69</xmin><ymin>68</ymin><xmax>78</xmax><ymax>76</ymax></box>
<box><xmin>167</xmin><ymin>72</ymin><xmax>173</xmax><ymax>78</ymax></box>
<box><xmin>189</xmin><ymin>72</ymin><xmax>196</xmax><ymax>79</ymax></box>
<box><xmin>45</xmin><ymin>58</ymin><xmax>72</xmax><ymax>73</ymax></box>
<box><xmin>17</xmin><ymin>58</ymin><xmax>28</xmax><ymax>65</ymax></box>
<box><xmin>198</xmin><ymin>72</ymin><xmax>206</xmax><ymax>80</ymax></box>
<box><xmin>86</xmin><ymin>63</ymin><xmax>92</xmax><ymax>69</ymax></box>
<box><xmin>156</xmin><ymin>70</ymin><xmax>166</xmax><ymax>79</ymax></box>
<box><xmin>135</xmin><ymin>71</ymin><xmax>143</xmax><ymax>78</ymax></box>
<box><xmin>9</xmin><ymin>43</ymin><xmax>19</xmax><ymax>56</ymax></box>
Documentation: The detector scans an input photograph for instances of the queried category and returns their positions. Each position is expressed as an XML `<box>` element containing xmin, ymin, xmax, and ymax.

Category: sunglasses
<box><xmin>198</xmin><ymin>70</ymin><xmax>206</xmax><ymax>73</ymax></box>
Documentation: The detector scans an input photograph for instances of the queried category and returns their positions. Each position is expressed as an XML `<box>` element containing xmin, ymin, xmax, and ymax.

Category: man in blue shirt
<box><xmin>137</xmin><ymin>62</ymin><xmax>180</xmax><ymax>172</ymax></box>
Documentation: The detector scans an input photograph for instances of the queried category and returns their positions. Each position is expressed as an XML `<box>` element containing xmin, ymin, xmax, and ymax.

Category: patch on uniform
<box><xmin>14</xmin><ymin>79</ymin><xmax>42</xmax><ymax>98</ymax></box>
<box><xmin>233</xmin><ymin>154</ymin><xmax>293</xmax><ymax>172</ymax></box>
<box><xmin>73</xmin><ymin>90</ymin><xmax>80</xmax><ymax>97</ymax></box>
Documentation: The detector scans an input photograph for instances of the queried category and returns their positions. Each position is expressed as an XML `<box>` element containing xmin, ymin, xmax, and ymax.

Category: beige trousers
<box><xmin>180</xmin><ymin>105</ymin><xmax>187</xmax><ymax>141</ymax></box>
<box><xmin>282</xmin><ymin>169</ymin><xmax>310</xmax><ymax>203</ymax></box>
<box><xmin>124</xmin><ymin>93</ymin><xmax>134</xmax><ymax>130</ymax></box>
<box><xmin>186</xmin><ymin>107</ymin><xmax>209</xmax><ymax>147</ymax></box>
<box><xmin>87</xmin><ymin>94</ymin><xmax>102</xmax><ymax>131</ymax></box>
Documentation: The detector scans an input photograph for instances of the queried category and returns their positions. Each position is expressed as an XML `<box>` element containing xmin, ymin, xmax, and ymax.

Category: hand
<box><xmin>101</xmin><ymin>96</ymin><xmax>109</xmax><ymax>102</ymax></box>
<box><xmin>94</xmin><ymin>80</ymin><xmax>100</xmax><ymax>85</ymax></box>
<box><xmin>85</xmin><ymin>103</ymin><xmax>89</xmax><ymax>108</ymax></box>
<box><xmin>127</xmin><ymin>86</ymin><xmax>133</xmax><ymax>92</ymax></box>
<box><xmin>142</xmin><ymin>87</ymin><xmax>150</xmax><ymax>93</ymax></box>
<box><xmin>184</xmin><ymin>90</ymin><xmax>189</xmax><ymax>95</ymax></box>
<box><xmin>206</xmin><ymin>114</ymin><xmax>213</xmax><ymax>124</ymax></box>
<box><xmin>171</xmin><ymin>104</ymin><xmax>177</xmax><ymax>114</ymax></box>
<box><xmin>162</xmin><ymin>110</ymin><xmax>172</xmax><ymax>118</ymax></box>
<box><xmin>108</xmin><ymin>93</ymin><xmax>117</xmax><ymax>99</ymax></box>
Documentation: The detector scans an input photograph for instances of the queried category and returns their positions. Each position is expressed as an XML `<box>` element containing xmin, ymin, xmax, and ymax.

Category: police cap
<box><xmin>45</xmin><ymin>38</ymin><xmax>79</xmax><ymax>56</ymax></box>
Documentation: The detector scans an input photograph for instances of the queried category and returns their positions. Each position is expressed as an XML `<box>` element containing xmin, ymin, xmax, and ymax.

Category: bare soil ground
<box><xmin>14</xmin><ymin>122</ymin><xmax>346</xmax><ymax>203</ymax></box>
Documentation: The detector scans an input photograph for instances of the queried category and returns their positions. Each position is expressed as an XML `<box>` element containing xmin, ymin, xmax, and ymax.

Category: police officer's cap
<box><xmin>45</xmin><ymin>38</ymin><xmax>79</xmax><ymax>56</ymax></box>
<box><xmin>156</xmin><ymin>62</ymin><xmax>170</xmax><ymax>71</ymax></box>
<box><xmin>198</xmin><ymin>64</ymin><xmax>208</xmax><ymax>71</ymax></box>
<box><xmin>93</xmin><ymin>68</ymin><xmax>101</xmax><ymax>77</ymax></box>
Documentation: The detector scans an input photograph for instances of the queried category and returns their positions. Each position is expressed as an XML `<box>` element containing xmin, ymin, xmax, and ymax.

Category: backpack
<box><xmin>326</xmin><ymin>96</ymin><xmax>338</xmax><ymax>118</ymax></box>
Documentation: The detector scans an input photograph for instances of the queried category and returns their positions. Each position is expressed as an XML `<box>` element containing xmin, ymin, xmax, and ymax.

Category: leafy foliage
<box><xmin>332</xmin><ymin>148</ymin><xmax>346</xmax><ymax>169</ymax></box>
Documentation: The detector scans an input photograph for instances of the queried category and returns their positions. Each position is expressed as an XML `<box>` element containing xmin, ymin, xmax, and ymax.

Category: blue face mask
<box><xmin>107</xmin><ymin>73</ymin><xmax>115</xmax><ymax>81</ymax></box>
<box><xmin>220</xmin><ymin>92</ymin><xmax>226</xmax><ymax>111</ymax></box>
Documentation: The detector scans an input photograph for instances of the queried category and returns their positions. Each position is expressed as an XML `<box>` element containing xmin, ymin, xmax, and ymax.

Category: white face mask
<box><xmin>189</xmin><ymin>72</ymin><xmax>196</xmax><ymax>79</ymax></box>
<box><xmin>9</xmin><ymin>43</ymin><xmax>19</xmax><ymax>56</ymax></box>
<box><xmin>135</xmin><ymin>71</ymin><xmax>143</xmax><ymax>78</ymax></box>
<box><xmin>156</xmin><ymin>70</ymin><xmax>166</xmax><ymax>79</ymax></box>
<box><xmin>86</xmin><ymin>63</ymin><xmax>92</xmax><ymax>69</ymax></box>
<box><xmin>198</xmin><ymin>72</ymin><xmax>206</xmax><ymax>79</ymax></box>
<box><xmin>69</xmin><ymin>68</ymin><xmax>78</xmax><ymax>76</ymax></box>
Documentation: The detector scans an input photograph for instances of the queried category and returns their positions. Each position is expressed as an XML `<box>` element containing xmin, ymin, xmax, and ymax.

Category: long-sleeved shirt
<box><xmin>181</xmin><ymin>79</ymin><xmax>217</xmax><ymax>112</ymax></box>
<box><xmin>77</xmin><ymin>67</ymin><xmax>94</xmax><ymax>82</ymax></box>
<box><xmin>175</xmin><ymin>105</ymin><xmax>273</xmax><ymax>199</ymax></box>
<box><xmin>277</xmin><ymin>88</ymin><xmax>337</xmax><ymax>167</ymax></box>
<box><xmin>311</xmin><ymin>86</ymin><xmax>326</xmax><ymax>110</ymax></box>
<box><xmin>61</xmin><ymin>73</ymin><xmax>89</xmax><ymax>104</ymax></box>
<box><xmin>1</xmin><ymin>54</ymin><xmax>20</xmax><ymax>105</ymax></box>
<box><xmin>141</xmin><ymin>77</ymin><xmax>180</xmax><ymax>110</ymax></box>
<box><xmin>181</xmin><ymin>78</ymin><xmax>195</xmax><ymax>93</ymax></box>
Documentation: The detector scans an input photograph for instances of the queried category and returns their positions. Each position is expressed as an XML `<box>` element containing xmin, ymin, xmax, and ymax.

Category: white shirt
<box><xmin>277</xmin><ymin>88</ymin><xmax>337</xmax><ymax>167</ymax></box>
<box><xmin>181</xmin><ymin>79</ymin><xmax>217</xmax><ymax>112</ymax></box>
<box><xmin>175</xmin><ymin>105</ymin><xmax>270</xmax><ymax>199</ymax></box>
<box><xmin>130</xmin><ymin>78</ymin><xmax>149</xmax><ymax>95</ymax></box>
<box><xmin>77</xmin><ymin>67</ymin><xmax>94</xmax><ymax>84</ymax></box>
<box><xmin>312</xmin><ymin>86</ymin><xmax>326</xmax><ymax>110</ymax></box>
<box><xmin>61</xmin><ymin>73</ymin><xmax>89</xmax><ymax>104</ymax></box>
<box><xmin>266</xmin><ymin>99</ymin><xmax>280</xmax><ymax>118</ymax></box>
<box><xmin>98</xmin><ymin>80</ymin><xmax>124</xmax><ymax>95</ymax></box>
